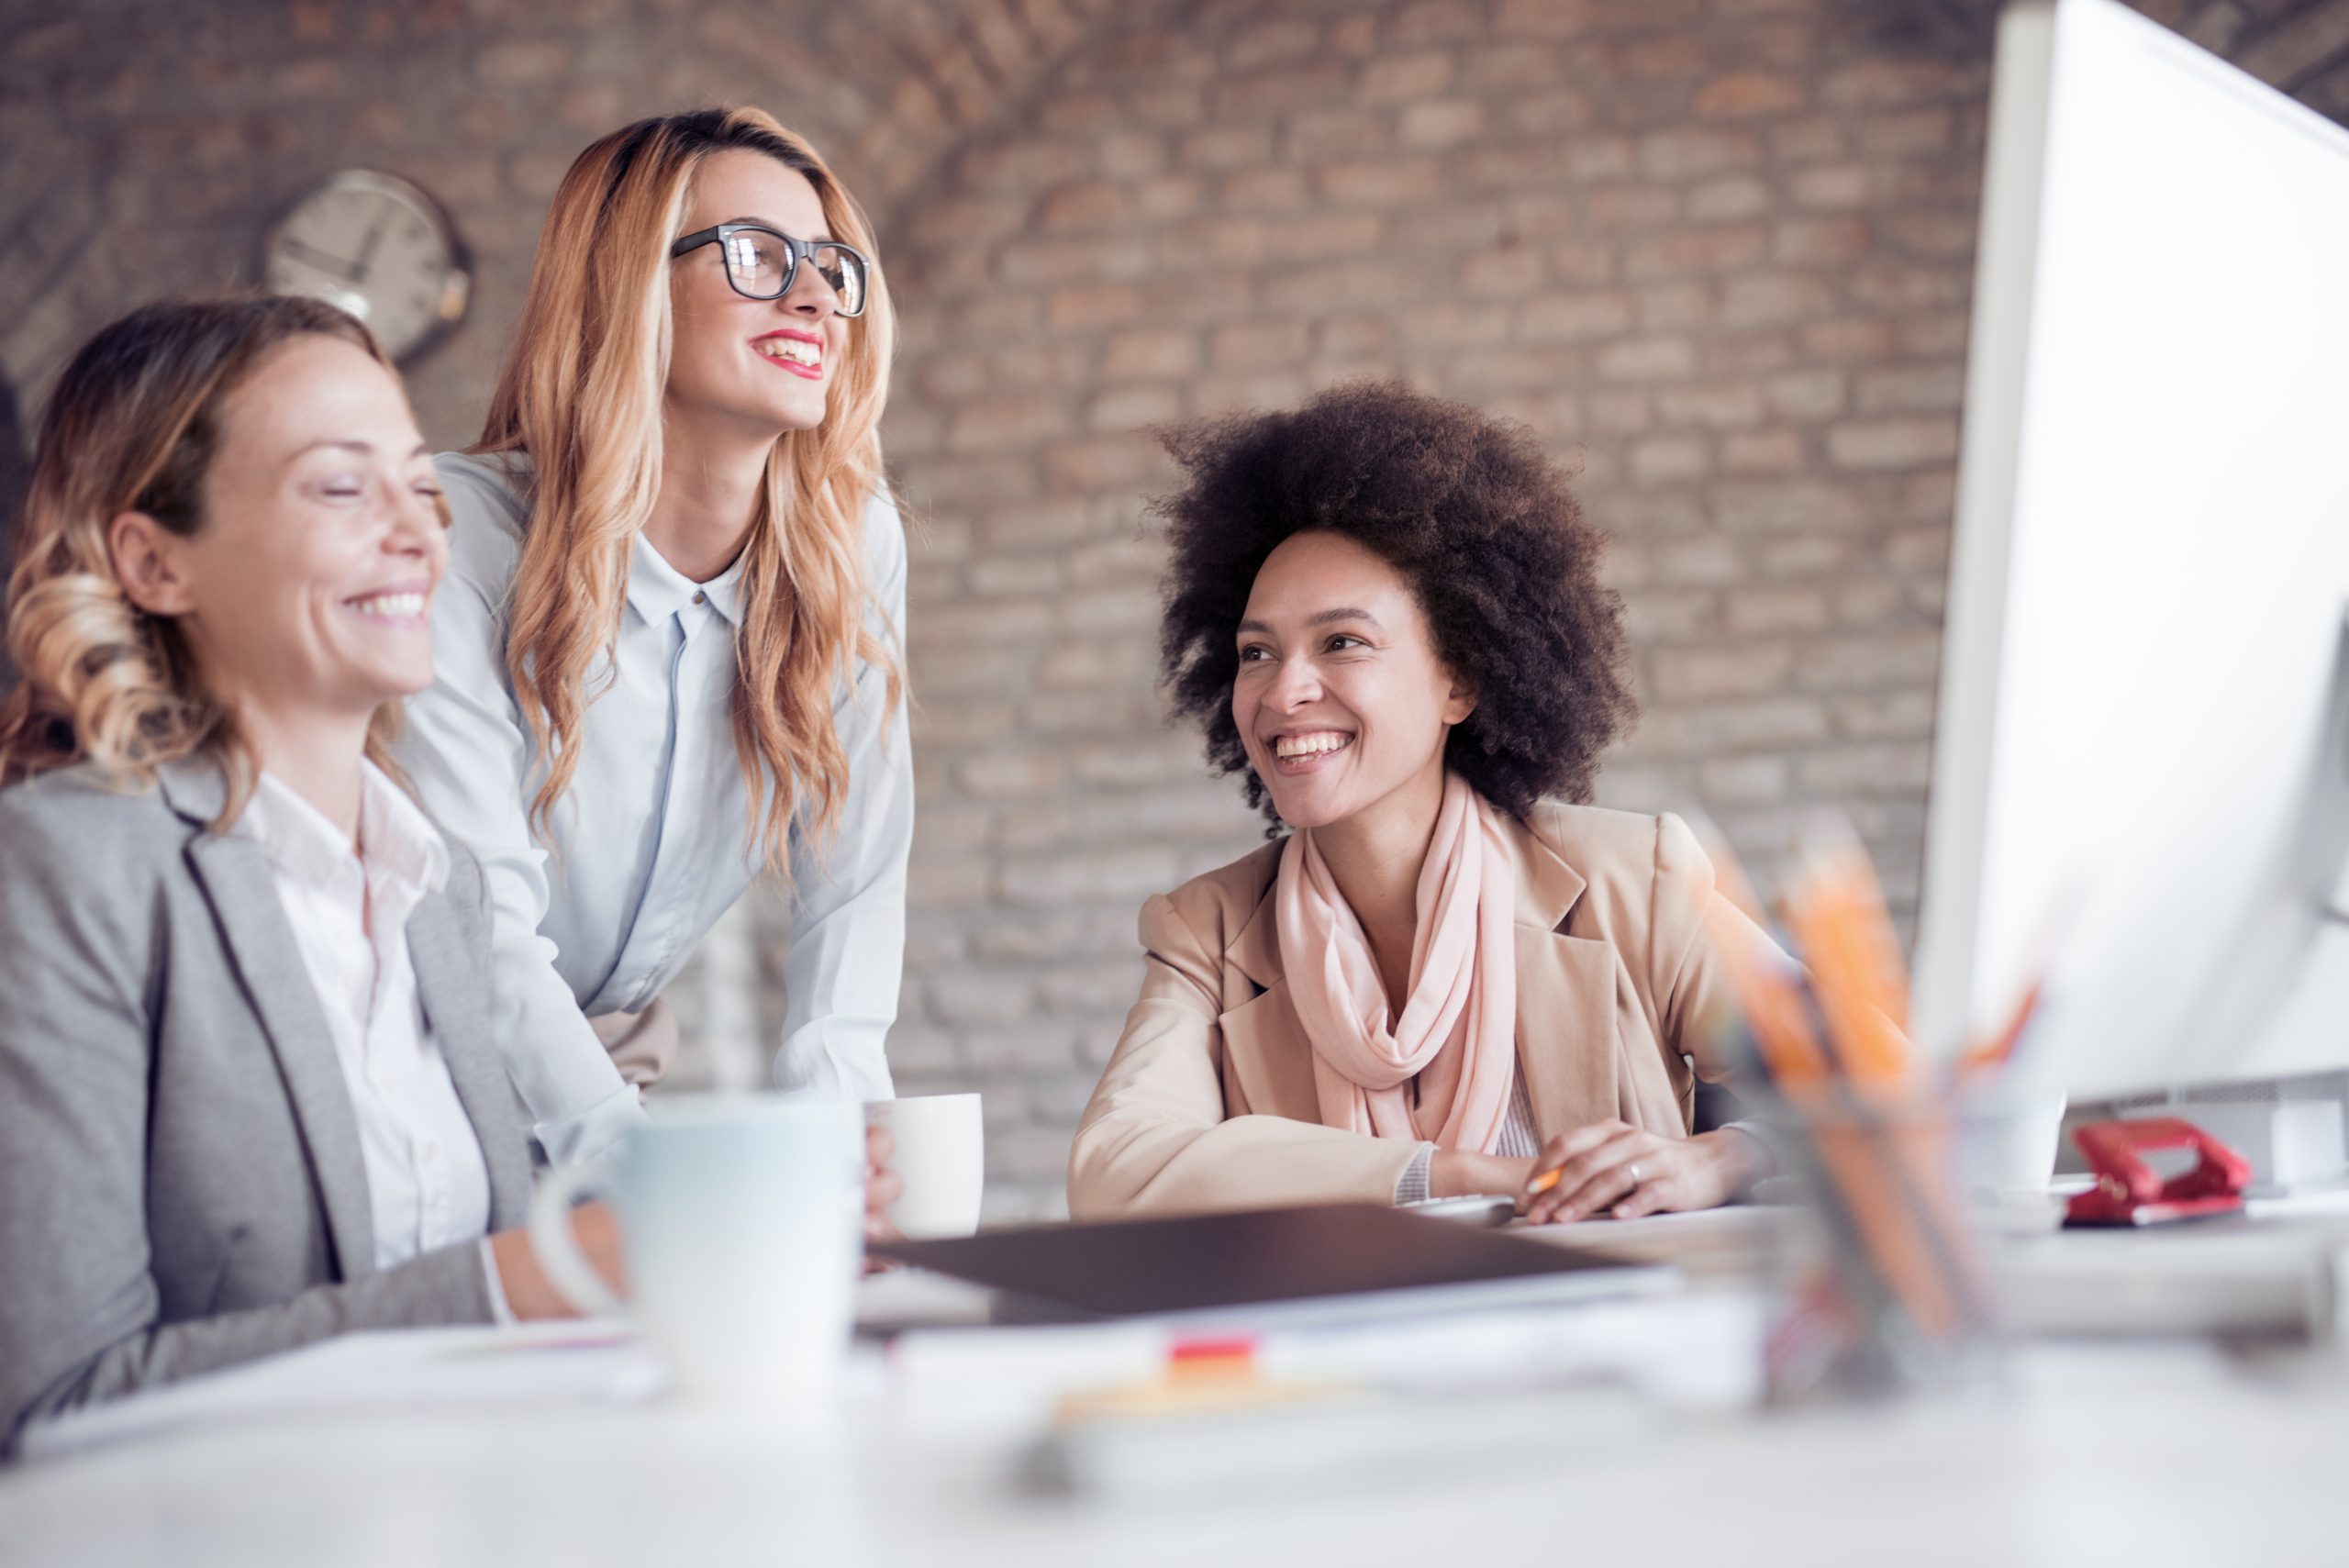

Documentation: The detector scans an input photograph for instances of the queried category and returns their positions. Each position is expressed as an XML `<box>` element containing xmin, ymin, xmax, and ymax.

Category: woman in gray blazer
<box><xmin>0</xmin><ymin>297</ymin><xmax>618</xmax><ymax>1452</ymax></box>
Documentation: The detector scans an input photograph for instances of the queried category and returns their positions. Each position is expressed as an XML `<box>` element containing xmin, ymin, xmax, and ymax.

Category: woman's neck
<box><xmin>237</xmin><ymin>701</ymin><xmax>372</xmax><ymax>840</ymax></box>
<box><xmin>644</xmin><ymin>410</ymin><xmax>774</xmax><ymax>583</ymax></box>
<box><xmin>1308</xmin><ymin>763</ymin><xmax>1449</xmax><ymax>1005</ymax></box>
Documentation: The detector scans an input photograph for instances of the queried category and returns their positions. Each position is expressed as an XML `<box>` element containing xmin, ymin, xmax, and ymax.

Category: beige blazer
<box><xmin>1068</xmin><ymin>802</ymin><xmax>1765</xmax><ymax>1219</ymax></box>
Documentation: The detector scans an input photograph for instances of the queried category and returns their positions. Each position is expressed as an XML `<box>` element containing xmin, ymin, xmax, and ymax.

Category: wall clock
<box><xmin>261</xmin><ymin>170</ymin><xmax>471</xmax><ymax>363</ymax></box>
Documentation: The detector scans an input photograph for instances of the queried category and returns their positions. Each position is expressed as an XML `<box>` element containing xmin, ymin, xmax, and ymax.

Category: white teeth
<box><xmin>756</xmin><ymin>338</ymin><xmax>820</xmax><ymax>366</ymax></box>
<box><xmin>1275</xmin><ymin>732</ymin><xmax>1353</xmax><ymax>759</ymax></box>
<box><xmin>350</xmin><ymin>592</ymin><xmax>426</xmax><ymax>619</ymax></box>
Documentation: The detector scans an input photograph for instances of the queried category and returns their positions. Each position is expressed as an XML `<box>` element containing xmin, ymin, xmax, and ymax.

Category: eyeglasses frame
<box><xmin>667</xmin><ymin>222</ymin><xmax>873</xmax><ymax>316</ymax></box>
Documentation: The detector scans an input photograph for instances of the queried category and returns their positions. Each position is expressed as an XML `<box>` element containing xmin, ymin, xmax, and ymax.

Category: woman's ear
<box><xmin>107</xmin><ymin>511</ymin><xmax>198</xmax><ymax>617</ymax></box>
<box><xmin>1442</xmin><ymin>676</ymin><xmax>1477</xmax><ymax>727</ymax></box>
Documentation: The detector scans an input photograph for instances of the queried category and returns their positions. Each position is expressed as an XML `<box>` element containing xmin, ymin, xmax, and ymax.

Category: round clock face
<box><xmin>262</xmin><ymin>171</ymin><xmax>470</xmax><ymax>363</ymax></box>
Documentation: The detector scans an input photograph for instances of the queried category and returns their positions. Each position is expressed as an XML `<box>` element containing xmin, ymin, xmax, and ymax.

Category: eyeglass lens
<box><xmin>719</xmin><ymin>230</ymin><xmax>866</xmax><ymax>312</ymax></box>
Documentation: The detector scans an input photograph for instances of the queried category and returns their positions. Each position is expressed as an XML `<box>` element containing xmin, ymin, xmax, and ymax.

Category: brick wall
<box><xmin>6</xmin><ymin>0</ymin><xmax>2349</xmax><ymax>1221</ymax></box>
<box><xmin>0</xmin><ymin>0</ymin><xmax>1128</xmax><ymax>453</ymax></box>
<box><xmin>875</xmin><ymin>0</ymin><xmax>2349</xmax><ymax>1219</ymax></box>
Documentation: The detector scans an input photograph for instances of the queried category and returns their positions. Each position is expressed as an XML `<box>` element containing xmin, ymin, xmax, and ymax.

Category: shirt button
<box><xmin>693</xmin><ymin>591</ymin><xmax>706</xmax><ymax>606</ymax></box>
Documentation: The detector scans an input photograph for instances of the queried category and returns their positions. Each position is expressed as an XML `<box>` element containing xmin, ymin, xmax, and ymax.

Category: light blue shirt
<box><xmin>396</xmin><ymin>452</ymin><xmax>912</xmax><ymax>1164</ymax></box>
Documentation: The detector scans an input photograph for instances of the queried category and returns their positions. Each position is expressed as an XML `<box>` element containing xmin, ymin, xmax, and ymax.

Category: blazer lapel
<box><xmin>406</xmin><ymin>893</ymin><xmax>532</xmax><ymax>1229</ymax></box>
<box><xmin>1217</xmin><ymin>871</ymin><xmax>1325</xmax><ymax>1121</ymax></box>
<box><xmin>1228</xmin><ymin>874</ymin><xmax>1284</xmax><ymax>995</ymax></box>
<box><xmin>1513</xmin><ymin>926</ymin><xmax>1626</xmax><ymax>1141</ymax></box>
<box><xmin>1218</xmin><ymin>980</ymin><xmax>1325</xmax><ymax>1122</ymax></box>
<box><xmin>1500</xmin><ymin>810</ymin><xmax>1623</xmax><ymax>1142</ymax></box>
<box><xmin>165</xmin><ymin>765</ymin><xmax>378</xmax><ymax>1280</ymax></box>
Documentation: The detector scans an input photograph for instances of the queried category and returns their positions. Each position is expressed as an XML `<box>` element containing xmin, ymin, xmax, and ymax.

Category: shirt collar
<box><xmin>356</xmin><ymin>761</ymin><xmax>451</xmax><ymax>897</ymax></box>
<box><xmin>627</xmin><ymin>532</ymin><xmax>748</xmax><ymax>628</ymax></box>
<box><xmin>236</xmin><ymin>762</ymin><xmax>449</xmax><ymax>900</ymax></box>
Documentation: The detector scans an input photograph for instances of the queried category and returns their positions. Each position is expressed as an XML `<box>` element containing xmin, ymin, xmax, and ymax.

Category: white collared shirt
<box><xmin>235</xmin><ymin>764</ymin><xmax>494</xmax><ymax>1271</ymax></box>
<box><xmin>395</xmin><ymin>452</ymin><xmax>913</xmax><ymax>1164</ymax></box>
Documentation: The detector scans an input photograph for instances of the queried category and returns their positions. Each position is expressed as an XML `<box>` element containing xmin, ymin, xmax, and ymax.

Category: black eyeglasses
<box><xmin>669</xmin><ymin>223</ymin><xmax>872</xmax><ymax>316</ymax></box>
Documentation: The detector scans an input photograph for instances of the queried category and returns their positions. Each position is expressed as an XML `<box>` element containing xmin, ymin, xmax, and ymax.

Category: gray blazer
<box><xmin>0</xmin><ymin>760</ymin><xmax>534</xmax><ymax>1451</ymax></box>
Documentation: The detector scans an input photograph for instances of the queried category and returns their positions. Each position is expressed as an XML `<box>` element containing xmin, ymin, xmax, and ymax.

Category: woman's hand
<box><xmin>488</xmin><ymin>1200</ymin><xmax>626</xmax><ymax>1320</ymax></box>
<box><xmin>1429</xmin><ymin>1148</ymin><xmax>1536</xmax><ymax>1199</ymax></box>
<box><xmin>863</xmin><ymin>1121</ymin><xmax>905</xmax><ymax>1271</ymax></box>
<box><xmin>1520</xmin><ymin>1123</ymin><xmax>1765</xmax><ymax>1225</ymax></box>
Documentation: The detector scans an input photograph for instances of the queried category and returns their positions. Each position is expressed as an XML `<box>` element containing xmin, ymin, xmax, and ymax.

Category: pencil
<box><xmin>1786</xmin><ymin>843</ymin><xmax>1909</xmax><ymax>1086</ymax></box>
<box><xmin>1959</xmin><ymin>980</ymin><xmax>2043</xmax><ymax>1077</ymax></box>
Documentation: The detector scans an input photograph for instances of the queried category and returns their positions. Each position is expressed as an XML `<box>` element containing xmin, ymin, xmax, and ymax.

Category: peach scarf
<box><xmin>1275</xmin><ymin>773</ymin><xmax>1518</xmax><ymax>1152</ymax></box>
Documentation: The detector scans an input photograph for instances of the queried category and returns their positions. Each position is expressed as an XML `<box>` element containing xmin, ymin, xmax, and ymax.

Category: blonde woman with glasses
<box><xmin>396</xmin><ymin>108</ymin><xmax>910</xmax><ymax>1191</ymax></box>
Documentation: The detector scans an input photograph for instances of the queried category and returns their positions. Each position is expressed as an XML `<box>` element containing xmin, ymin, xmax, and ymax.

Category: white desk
<box><xmin>6</xmin><ymin>1213</ymin><xmax>2349</xmax><ymax>1568</ymax></box>
<box><xmin>3</xmin><ymin>1345</ymin><xmax>2343</xmax><ymax>1568</ymax></box>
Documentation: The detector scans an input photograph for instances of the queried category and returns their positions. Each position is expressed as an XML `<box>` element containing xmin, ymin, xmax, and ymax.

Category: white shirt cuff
<box><xmin>533</xmin><ymin>1082</ymin><xmax>647</xmax><ymax>1169</ymax></box>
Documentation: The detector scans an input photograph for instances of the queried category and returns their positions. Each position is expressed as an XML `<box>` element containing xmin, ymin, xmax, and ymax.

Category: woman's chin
<box><xmin>337</xmin><ymin>660</ymin><xmax>435</xmax><ymax>711</ymax></box>
<box><xmin>1269</xmin><ymin>785</ymin><xmax>1350</xmax><ymax>832</ymax></box>
<box><xmin>743</xmin><ymin>388</ymin><xmax>829</xmax><ymax>435</ymax></box>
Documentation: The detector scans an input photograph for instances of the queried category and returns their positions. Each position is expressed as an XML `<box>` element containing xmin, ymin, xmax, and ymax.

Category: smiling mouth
<box><xmin>1269</xmin><ymin>730</ymin><xmax>1353</xmax><ymax>773</ymax></box>
<box><xmin>344</xmin><ymin>590</ymin><xmax>429</xmax><ymax>624</ymax></box>
<box><xmin>754</xmin><ymin>336</ymin><xmax>824</xmax><ymax>377</ymax></box>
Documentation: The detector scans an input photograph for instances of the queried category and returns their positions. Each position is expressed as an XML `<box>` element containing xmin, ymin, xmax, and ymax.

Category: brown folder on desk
<box><xmin>870</xmin><ymin>1203</ymin><xmax>1670</xmax><ymax>1326</ymax></box>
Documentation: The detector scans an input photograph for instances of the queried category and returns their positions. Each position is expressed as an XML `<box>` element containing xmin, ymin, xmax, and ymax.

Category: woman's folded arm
<box><xmin>1068</xmin><ymin>894</ymin><xmax>1419</xmax><ymax>1218</ymax></box>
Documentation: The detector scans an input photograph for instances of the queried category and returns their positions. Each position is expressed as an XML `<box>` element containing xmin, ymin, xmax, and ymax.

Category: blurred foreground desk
<box><xmin>6</xmin><ymin>1213</ymin><xmax>2349</xmax><ymax>1568</ymax></box>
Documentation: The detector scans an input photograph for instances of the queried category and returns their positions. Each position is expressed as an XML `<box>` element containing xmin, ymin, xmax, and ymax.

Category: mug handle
<box><xmin>528</xmin><ymin>1160</ymin><xmax>626</xmax><ymax>1318</ymax></box>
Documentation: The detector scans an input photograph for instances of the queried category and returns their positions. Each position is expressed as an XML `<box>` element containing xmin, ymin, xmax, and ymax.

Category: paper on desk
<box><xmin>885</xmin><ymin>1289</ymin><xmax>1767</xmax><ymax>1428</ymax></box>
<box><xmin>1033</xmin><ymin>1382</ymin><xmax>1660</xmax><ymax>1501</ymax></box>
<box><xmin>855</xmin><ymin>1263</ymin><xmax>1000</xmax><ymax>1332</ymax></box>
<box><xmin>1020</xmin><ymin>1292</ymin><xmax>1770</xmax><ymax>1501</ymax></box>
<box><xmin>1259</xmin><ymin>1289</ymin><xmax>1767</xmax><ymax>1410</ymax></box>
<box><xmin>17</xmin><ymin>1321</ymin><xmax>664</xmax><ymax>1462</ymax></box>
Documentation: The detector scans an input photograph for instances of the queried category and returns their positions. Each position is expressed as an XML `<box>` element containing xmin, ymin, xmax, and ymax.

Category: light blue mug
<box><xmin>530</xmin><ymin>1094</ymin><xmax>865</xmax><ymax>1406</ymax></box>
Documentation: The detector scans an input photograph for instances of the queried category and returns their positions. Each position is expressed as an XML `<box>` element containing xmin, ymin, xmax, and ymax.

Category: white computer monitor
<box><xmin>1912</xmin><ymin>0</ymin><xmax>2349</xmax><ymax>1101</ymax></box>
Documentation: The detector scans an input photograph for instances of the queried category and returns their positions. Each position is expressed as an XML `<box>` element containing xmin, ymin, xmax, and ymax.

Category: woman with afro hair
<box><xmin>1068</xmin><ymin>382</ymin><xmax>1781</xmax><ymax>1224</ymax></box>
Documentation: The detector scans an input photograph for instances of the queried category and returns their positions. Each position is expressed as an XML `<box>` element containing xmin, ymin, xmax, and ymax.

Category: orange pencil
<box><xmin>1959</xmin><ymin>980</ymin><xmax>2043</xmax><ymax>1077</ymax></box>
<box><xmin>1785</xmin><ymin>840</ymin><xmax>1910</xmax><ymax>1087</ymax></box>
<box><xmin>1692</xmin><ymin>822</ymin><xmax>1833</xmax><ymax>1090</ymax></box>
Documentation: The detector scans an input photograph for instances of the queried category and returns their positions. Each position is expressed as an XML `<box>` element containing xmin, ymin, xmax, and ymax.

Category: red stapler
<box><xmin>2064</xmin><ymin>1117</ymin><xmax>2252</xmax><ymax>1227</ymax></box>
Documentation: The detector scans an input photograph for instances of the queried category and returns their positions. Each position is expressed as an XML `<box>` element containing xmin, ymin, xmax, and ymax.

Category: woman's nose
<box><xmin>1265</xmin><ymin>654</ymin><xmax>1321</xmax><ymax>710</ymax></box>
<box><xmin>383</xmin><ymin>483</ymin><xmax>440</xmax><ymax>558</ymax></box>
<box><xmin>782</xmin><ymin>264</ymin><xmax>836</xmax><ymax>318</ymax></box>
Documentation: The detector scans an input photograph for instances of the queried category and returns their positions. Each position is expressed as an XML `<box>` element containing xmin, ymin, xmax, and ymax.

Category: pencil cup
<box><xmin>1761</xmin><ymin>1093</ymin><xmax>1999</xmax><ymax>1404</ymax></box>
<box><xmin>529</xmin><ymin>1094</ymin><xmax>865</xmax><ymax>1411</ymax></box>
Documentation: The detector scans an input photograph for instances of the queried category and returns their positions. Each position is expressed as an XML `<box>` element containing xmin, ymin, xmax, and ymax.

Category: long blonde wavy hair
<box><xmin>479</xmin><ymin>107</ymin><xmax>903</xmax><ymax>875</ymax></box>
<box><xmin>0</xmin><ymin>296</ymin><xmax>400</xmax><ymax>824</ymax></box>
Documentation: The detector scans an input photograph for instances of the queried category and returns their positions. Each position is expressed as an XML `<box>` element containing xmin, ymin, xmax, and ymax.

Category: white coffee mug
<box><xmin>530</xmin><ymin>1094</ymin><xmax>864</xmax><ymax>1406</ymax></box>
<box><xmin>865</xmin><ymin>1093</ymin><xmax>985</xmax><ymax>1240</ymax></box>
<box><xmin>1957</xmin><ymin>1084</ymin><xmax>2070</xmax><ymax>1200</ymax></box>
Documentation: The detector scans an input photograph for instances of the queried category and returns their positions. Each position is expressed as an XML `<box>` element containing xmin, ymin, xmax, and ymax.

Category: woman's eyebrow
<box><xmin>284</xmin><ymin>439</ymin><xmax>432</xmax><ymax>463</ymax></box>
<box><xmin>287</xmin><ymin>438</ymin><xmax>374</xmax><ymax>459</ymax></box>
<box><xmin>1235</xmin><ymin>608</ymin><xmax>1381</xmax><ymax>637</ymax></box>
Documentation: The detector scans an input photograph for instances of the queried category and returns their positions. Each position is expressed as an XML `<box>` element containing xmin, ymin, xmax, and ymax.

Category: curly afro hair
<box><xmin>1155</xmin><ymin>381</ymin><xmax>1638</xmax><ymax>830</ymax></box>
